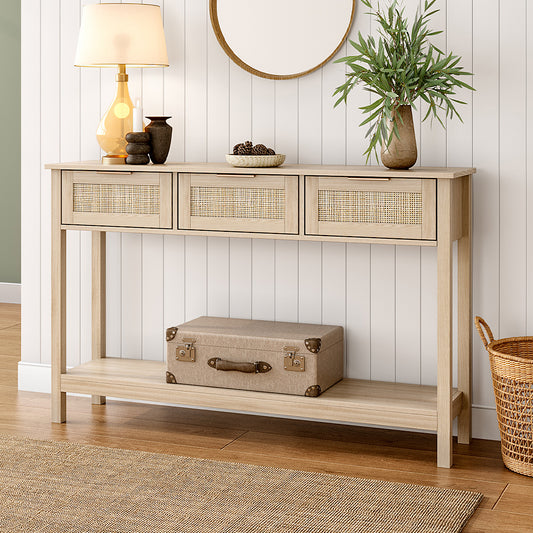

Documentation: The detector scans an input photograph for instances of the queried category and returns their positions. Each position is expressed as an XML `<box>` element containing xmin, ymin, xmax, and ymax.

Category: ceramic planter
<box><xmin>380</xmin><ymin>105</ymin><xmax>417</xmax><ymax>170</ymax></box>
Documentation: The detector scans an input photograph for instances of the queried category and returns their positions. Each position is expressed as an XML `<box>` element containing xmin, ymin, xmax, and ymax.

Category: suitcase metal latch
<box><xmin>176</xmin><ymin>338</ymin><xmax>196</xmax><ymax>362</ymax></box>
<box><xmin>284</xmin><ymin>346</ymin><xmax>305</xmax><ymax>372</ymax></box>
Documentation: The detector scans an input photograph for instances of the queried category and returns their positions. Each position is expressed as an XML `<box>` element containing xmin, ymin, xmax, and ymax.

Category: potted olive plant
<box><xmin>334</xmin><ymin>0</ymin><xmax>473</xmax><ymax>169</ymax></box>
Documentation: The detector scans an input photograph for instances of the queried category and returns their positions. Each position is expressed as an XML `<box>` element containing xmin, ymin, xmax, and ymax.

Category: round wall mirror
<box><xmin>210</xmin><ymin>0</ymin><xmax>356</xmax><ymax>80</ymax></box>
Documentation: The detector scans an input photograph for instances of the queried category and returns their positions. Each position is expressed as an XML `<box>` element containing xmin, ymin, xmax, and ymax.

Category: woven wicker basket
<box><xmin>475</xmin><ymin>316</ymin><xmax>533</xmax><ymax>477</ymax></box>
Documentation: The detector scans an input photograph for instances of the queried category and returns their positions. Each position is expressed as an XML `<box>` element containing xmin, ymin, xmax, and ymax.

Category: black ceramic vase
<box><xmin>145</xmin><ymin>116</ymin><xmax>172</xmax><ymax>164</ymax></box>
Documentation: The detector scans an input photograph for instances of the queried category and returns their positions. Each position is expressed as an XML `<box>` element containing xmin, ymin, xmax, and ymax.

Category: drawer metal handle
<box><xmin>347</xmin><ymin>177</ymin><xmax>391</xmax><ymax>181</ymax></box>
<box><xmin>216</xmin><ymin>173</ymin><xmax>256</xmax><ymax>178</ymax></box>
<box><xmin>207</xmin><ymin>357</ymin><xmax>272</xmax><ymax>374</ymax></box>
<box><xmin>95</xmin><ymin>171</ymin><xmax>133</xmax><ymax>175</ymax></box>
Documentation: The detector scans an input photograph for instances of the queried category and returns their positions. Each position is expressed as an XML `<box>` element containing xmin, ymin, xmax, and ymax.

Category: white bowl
<box><xmin>225</xmin><ymin>153</ymin><xmax>286</xmax><ymax>168</ymax></box>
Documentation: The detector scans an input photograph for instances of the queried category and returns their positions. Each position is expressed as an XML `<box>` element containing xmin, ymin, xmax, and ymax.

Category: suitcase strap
<box><xmin>207</xmin><ymin>358</ymin><xmax>272</xmax><ymax>374</ymax></box>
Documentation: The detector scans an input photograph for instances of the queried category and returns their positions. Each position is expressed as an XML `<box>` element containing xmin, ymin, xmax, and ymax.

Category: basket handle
<box><xmin>475</xmin><ymin>316</ymin><xmax>495</xmax><ymax>349</ymax></box>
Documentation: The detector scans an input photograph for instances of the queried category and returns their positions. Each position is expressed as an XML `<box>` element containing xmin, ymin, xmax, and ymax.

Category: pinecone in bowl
<box><xmin>252</xmin><ymin>144</ymin><xmax>269</xmax><ymax>155</ymax></box>
<box><xmin>237</xmin><ymin>141</ymin><xmax>254</xmax><ymax>155</ymax></box>
<box><xmin>232</xmin><ymin>141</ymin><xmax>276</xmax><ymax>156</ymax></box>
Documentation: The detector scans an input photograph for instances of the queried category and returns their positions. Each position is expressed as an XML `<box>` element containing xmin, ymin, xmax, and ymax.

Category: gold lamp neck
<box><xmin>116</xmin><ymin>64</ymin><xmax>128</xmax><ymax>82</ymax></box>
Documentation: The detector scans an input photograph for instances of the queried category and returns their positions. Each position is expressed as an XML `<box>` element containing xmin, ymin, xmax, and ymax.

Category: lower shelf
<box><xmin>61</xmin><ymin>358</ymin><xmax>463</xmax><ymax>432</ymax></box>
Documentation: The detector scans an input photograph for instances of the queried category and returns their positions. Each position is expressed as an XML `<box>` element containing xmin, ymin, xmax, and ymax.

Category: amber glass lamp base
<box><xmin>97</xmin><ymin>65</ymin><xmax>134</xmax><ymax>163</ymax></box>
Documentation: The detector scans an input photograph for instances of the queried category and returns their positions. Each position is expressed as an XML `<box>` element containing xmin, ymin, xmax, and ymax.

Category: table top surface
<box><xmin>45</xmin><ymin>161</ymin><xmax>476</xmax><ymax>179</ymax></box>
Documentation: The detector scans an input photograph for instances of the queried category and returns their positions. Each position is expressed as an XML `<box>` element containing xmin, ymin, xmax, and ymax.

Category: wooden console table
<box><xmin>46</xmin><ymin>161</ymin><xmax>475</xmax><ymax>468</ymax></box>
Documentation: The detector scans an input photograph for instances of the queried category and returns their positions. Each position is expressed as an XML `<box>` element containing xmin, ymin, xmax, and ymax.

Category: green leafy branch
<box><xmin>333</xmin><ymin>0</ymin><xmax>474</xmax><ymax>162</ymax></box>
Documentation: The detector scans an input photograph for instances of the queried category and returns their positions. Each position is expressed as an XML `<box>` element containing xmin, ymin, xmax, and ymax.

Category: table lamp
<box><xmin>75</xmin><ymin>3</ymin><xmax>168</xmax><ymax>165</ymax></box>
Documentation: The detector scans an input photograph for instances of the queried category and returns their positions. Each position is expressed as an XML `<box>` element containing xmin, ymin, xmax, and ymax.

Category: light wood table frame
<box><xmin>47</xmin><ymin>162</ymin><xmax>474</xmax><ymax>468</ymax></box>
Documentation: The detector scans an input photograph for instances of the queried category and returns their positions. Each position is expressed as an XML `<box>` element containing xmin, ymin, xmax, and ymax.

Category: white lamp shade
<box><xmin>75</xmin><ymin>3</ymin><xmax>168</xmax><ymax>67</ymax></box>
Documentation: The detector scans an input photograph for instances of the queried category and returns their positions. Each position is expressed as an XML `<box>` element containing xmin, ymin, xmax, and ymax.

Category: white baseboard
<box><xmin>17</xmin><ymin>361</ymin><xmax>501</xmax><ymax>441</ymax></box>
<box><xmin>0</xmin><ymin>282</ymin><xmax>21</xmax><ymax>304</ymax></box>
<box><xmin>18</xmin><ymin>362</ymin><xmax>51</xmax><ymax>393</ymax></box>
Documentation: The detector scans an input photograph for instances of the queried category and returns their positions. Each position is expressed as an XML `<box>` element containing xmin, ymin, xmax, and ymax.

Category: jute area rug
<box><xmin>0</xmin><ymin>434</ymin><xmax>481</xmax><ymax>533</ymax></box>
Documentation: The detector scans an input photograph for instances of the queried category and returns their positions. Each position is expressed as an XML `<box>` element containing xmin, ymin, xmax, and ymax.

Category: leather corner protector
<box><xmin>166</xmin><ymin>371</ymin><xmax>177</xmax><ymax>384</ymax></box>
<box><xmin>305</xmin><ymin>338</ymin><xmax>321</xmax><ymax>354</ymax></box>
<box><xmin>305</xmin><ymin>385</ymin><xmax>321</xmax><ymax>397</ymax></box>
<box><xmin>166</xmin><ymin>327</ymin><xmax>178</xmax><ymax>342</ymax></box>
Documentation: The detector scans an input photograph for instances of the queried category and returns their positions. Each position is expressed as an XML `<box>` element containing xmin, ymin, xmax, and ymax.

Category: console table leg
<box><xmin>458</xmin><ymin>175</ymin><xmax>472</xmax><ymax>444</ymax></box>
<box><xmin>437</xmin><ymin>179</ymin><xmax>453</xmax><ymax>468</ymax></box>
<box><xmin>51</xmin><ymin>170</ymin><xmax>66</xmax><ymax>422</ymax></box>
<box><xmin>91</xmin><ymin>231</ymin><xmax>106</xmax><ymax>405</ymax></box>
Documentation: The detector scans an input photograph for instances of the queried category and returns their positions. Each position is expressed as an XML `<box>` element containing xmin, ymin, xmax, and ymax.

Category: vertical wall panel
<box><xmin>207</xmin><ymin>13</ymin><xmax>230</xmax><ymax>161</ymax></box>
<box><xmin>346</xmin><ymin>244</ymin><xmax>371</xmax><ymax>379</ymax></box>
<box><xmin>252</xmin><ymin>78</ymin><xmax>275</xmax><ymax>148</ymax></box>
<box><xmin>298</xmin><ymin>242</ymin><xmax>322</xmax><ymax>324</ymax></box>
<box><xmin>39</xmin><ymin>0</ymin><xmax>61</xmax><ymax>365</ymax></box>
<box><xmin>345</xmin><ymin>1</ymin><xmax>370</xmax><ymax>166</ymax></box>
<box><xmin>163</xmin><ymin>0</ymin><xmax>186</xmax><ymax>356</ymax></box>
<box><xmin>395</xmin><ymin>246</ymin><xmax>421</xmax><ymax>384</ymax></box>
<box><xmin>420</xmin><ymin>248</ymin><xmax>438</xmax><ymax>386</ymax></box>
<box><xmin>447</xmin><ymin>0</ymin><xmax>474</xmax><ymax>167</ymax></box>
<box><xmin>163</xmin><ymin>234</ymin><xmax>185</xmax><ymax>331</ymax></box>
<box><xmin>142</xmin><ymin>1</ymin><xmax>165</xmax><ymax>117</ymax></box>
<box><xmin>140</xmin><ymin>0</ymin><xmax>166</xmax><ymax>362</ymax></box>
<box><xmin>274</xmin><ymin>241</ymin><xmax>299</xmax><ymax>322</ymax></box>
<box><xmin>229</xmin><ymin>64</ymin><xmax>251</xmax><ymax>146</ymax></box>
<box><xmin>61</xmin><ymin>0</ymin><xmax>81</xmax><ymax>368</ymax></box>
<box><xmin>321</xmin><ymin>46</ymin><xmax>346</xmax><ymax>164</ymax></box>
<box><xmin>121</xmin><ymin>233</ymin><xmax>142</xmax><ymax>358</ymax></box>
<box><xmin>418</xmin><ymin>0</ymin><xmax>447</xmax><ymax>388</ymax></box>
<box><xmin>184</xmin><ymin>0</ymin><xmax>207</xmax><ymax>162</ymax></box>
<box><xmin>79</xmin><ymin>231</ymin><xmax>92</xmax><ymax>364</ymax></box>
<box><xmin>229</xmin><ymin>238</ymin><xmax>252</xmax><ymax>319</ymax></box>
<box><xmin>528</xmin><ymin>2</ymin><xmax>533</xmax><ymax>336</ymax></box>
<box><xmin>419</xmin><ymin>0</ymin><xmax>447</xmax><ymax>167</ymax></box>
<box><xmin>499</xmin><ymin>0</ymin><xmax>527</xmax><ymax>338</ymax></box>
<box><xmin>322</xmin><ymin>243</ymin><xmax>346</xmax><ymax>372</ymax></box>
<box><xmin>164</xmin><ymin>0</ymin><xmax>185</xmax><ymax>163</ymax></box>
<box><xmin>20</xmin><ymin>0</ymin><xmax>42</xmax><ymax>364</ymax></box>
<box><xmin>275</xmin><ymin>80</ymin><xmax>298</xmax><ymax>163</ymax></box>
<box><xmin>100</xmin><ymin>0</ymin><xmax>123</xmax><ymax>360</ymax></box>
<box><xmin>185</xmin><ymin>236</ymin><xmax>207</xmax><ymax>320</ymax></box>
<box><xmin>471</xmin><ymin>0</ymin><xmax>499</xmax><ymax>410</ymax></box>
<box><xmin>370</xmin><ymin>245</ymin><xmax>396</xmax><ymax>382</ymax></box>
<box><xmin>207</xmin><ymin>237</ymin><xmax>229</xmax><ymax>317</ymax></box>
<box><xmin>298</xmin><ymin>71</ymin><xmax>322</xmax><ymax>164</ymax></box>
<box><xmin>106</xmin><ymin>233</ymin><xmax>122</xmax><ymax>357</ymax></box>
<box><xmin>142</xmin><ymin>234</ymin><xmax>165</xmax><ymax>360</ymax></box>
<box><xmin>343</xmin><ymin>1</ymin><xmax>372</xmax><ymax>382</ymax></box>
<box><xmin>79</xmin><ymin>0</ymin><xmax>101</xmax><ymax>365</ymax></box>
<box><xmin>447</xmin><ymin>0</ymin><xmax>474</xmax><ymax>389</ymax></box>
<box><xmin>251</xmin><ymin>240</ymin><xmax>275</xmax><ymax>321</ymax></box>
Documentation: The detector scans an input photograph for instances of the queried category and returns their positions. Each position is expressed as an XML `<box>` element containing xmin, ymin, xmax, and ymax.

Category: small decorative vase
<box><xmin>380</xmin><ymin>105</ymin><xmax>417</xmax><ymax>170</ymax></box>
<box><xmin>145</xmin><ymin>116</ymin><xmax>172</xmax><ymax>164</ymax></box>
<box><xmin>125</xmin><ymin>132</ymin><xmax>151</xmax><ymax>165</ymax></box>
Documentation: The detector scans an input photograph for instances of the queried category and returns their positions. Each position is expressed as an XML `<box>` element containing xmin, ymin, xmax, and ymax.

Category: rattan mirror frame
<box><xmin>209</xmin><ymin>0</ymin><xmax>356</xmax><ymax>80</ymax></box>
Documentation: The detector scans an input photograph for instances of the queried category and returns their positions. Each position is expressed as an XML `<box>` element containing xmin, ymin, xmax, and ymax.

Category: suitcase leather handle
<box><xmin>207</xmin><ymin>358</ymin><xmax>272</xmax><ymax>374</ymax></box>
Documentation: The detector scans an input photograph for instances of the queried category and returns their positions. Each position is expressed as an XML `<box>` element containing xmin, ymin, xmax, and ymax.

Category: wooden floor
<box><xmin>2</xmin><ymin>304</ymin><xmax>532</xmax><ymax>532</ymax></box>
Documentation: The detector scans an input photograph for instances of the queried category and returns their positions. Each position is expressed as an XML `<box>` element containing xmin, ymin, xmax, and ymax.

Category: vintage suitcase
<box><xmin>165</xmin><ymin>316</ymin><xmax>343</xmax><ymax>397</ymax></box>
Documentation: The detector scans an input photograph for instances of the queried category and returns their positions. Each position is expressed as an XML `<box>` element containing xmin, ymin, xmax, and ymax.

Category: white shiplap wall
<box><xmin>21</xmin><ymin>0</ymin><xmax>531</xmax><ymax>440</ymax></box>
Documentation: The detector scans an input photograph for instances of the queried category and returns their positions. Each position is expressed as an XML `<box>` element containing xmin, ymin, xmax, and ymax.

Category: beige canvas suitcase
<box><xmin>165</xmin><ymin>316</ymin><xmax>343</xmax><ymax>397</ymax></box>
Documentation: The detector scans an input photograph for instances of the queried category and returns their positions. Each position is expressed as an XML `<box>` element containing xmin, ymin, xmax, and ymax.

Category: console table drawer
<box><xmin>179</xmin><ymin>173</ymin><xmax>298</xmax><ymax>234</ymax></box>
<box><xmin>305</xmin><ymin>177</ymin><xmax>436</xmax><ymax>240</ymax></box>
<box><xmin>62</xmin><ymin>171</ymin><xmax>172</xmax><ymax>228</ymax></box>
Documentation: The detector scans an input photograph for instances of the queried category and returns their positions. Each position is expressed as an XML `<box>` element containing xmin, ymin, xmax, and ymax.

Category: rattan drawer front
<box><xmin>179</xmin><ymin>173</ymin><xmax>298</xmax><ymax>234</ymax></box>
<box><xmin>305</xmin><ymin>177</ymin><xmax>436</xmax><ymax>240</ymax></box>
<box><xmin>62</xmin><ymin>171</ymin><xmax>172</xmax><ymax>228</ymax></box>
